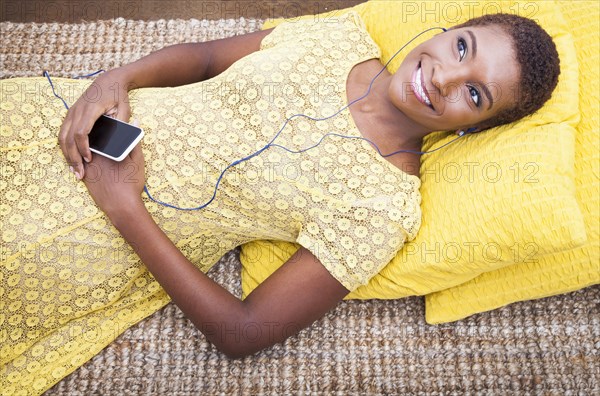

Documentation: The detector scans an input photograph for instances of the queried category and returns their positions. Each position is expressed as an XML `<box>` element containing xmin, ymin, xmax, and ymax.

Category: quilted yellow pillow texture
<box><xmin>240</xmin><ymin>1</ymin><xmax>586</xmax><ymax>304</ymax></box>
<box><xmin>425</xmin><ymin>0</ymin><xmax>600</xmax><ymax>323</ymax></box>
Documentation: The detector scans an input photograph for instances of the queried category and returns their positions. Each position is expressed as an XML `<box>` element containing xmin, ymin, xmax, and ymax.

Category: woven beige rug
<box><xmin>1</xmin><ymin>17</ymin><xmax>598</xmax><ymax>395</ymax></box>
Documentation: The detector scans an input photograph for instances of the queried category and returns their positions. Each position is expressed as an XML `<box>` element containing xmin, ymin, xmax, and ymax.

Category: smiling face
<box><xmin>389</xmin><ymin>25</ymin><xmax>521</xmax><ymax>134</ymax></box>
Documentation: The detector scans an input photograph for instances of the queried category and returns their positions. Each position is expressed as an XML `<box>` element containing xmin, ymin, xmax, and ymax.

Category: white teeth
<box><xmin>416</xmin><ymin>67</ymin><xmax>431</xmax><ymax>105</ymax></box>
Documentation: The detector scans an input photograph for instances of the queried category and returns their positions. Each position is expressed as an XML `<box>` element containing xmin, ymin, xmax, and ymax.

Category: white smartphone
<box><xmin>88</xmin><ymin>115</ymin><xmax>144</xmax><ymax>161</ymax></box>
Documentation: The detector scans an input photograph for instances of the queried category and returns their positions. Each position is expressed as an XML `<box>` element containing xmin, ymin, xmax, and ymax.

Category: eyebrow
<box><xmin>466</xmin><ymin>29</ymin><xmax>494</xmax><ymax>111</ymax></box>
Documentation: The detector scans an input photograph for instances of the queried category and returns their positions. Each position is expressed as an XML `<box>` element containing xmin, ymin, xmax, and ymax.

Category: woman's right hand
<box><xmin>58</xmin><ymin>69</ymin><xmax>134</xmax><ymax>180</ymax></box>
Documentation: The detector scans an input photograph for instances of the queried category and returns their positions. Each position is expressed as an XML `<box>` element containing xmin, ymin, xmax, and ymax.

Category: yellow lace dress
<box><xmin>0</xmin><ymin>11</ymin><xmax>421</xmax><ymax>395</ymax></box>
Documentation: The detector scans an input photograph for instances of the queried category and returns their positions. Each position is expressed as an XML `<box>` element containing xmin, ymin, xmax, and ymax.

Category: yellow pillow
<box><xmin>424</xmin><ymin>0</ymin><xmax>600</xmax><ymax>323</ymax></box>
<box><xmin>240</xmin><ymin>1</ymin><xmax>586</xmax><ymax>301</ymax></box>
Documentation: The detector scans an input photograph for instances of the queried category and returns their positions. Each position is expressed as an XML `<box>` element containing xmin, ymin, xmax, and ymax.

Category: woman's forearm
<box><xmin>115</xmin><ymin>43</ymin><xmax>212</xmax><ymax>90</ymax></box>
<box><xmin>112</xmin><ymin>28</ymin><xmax>273</xmax><ymax>91</ymax></box>
<box><xmin>108</xmin><ymin>203</ymin><xmax>251</xmax><ymax>357</ymax></box>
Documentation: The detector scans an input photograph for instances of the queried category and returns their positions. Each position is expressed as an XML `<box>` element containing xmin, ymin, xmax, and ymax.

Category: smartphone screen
<box><xmin>88</xmin><ymin>115</ymin><xmax>143</xmax><ymax>161</ymax></box>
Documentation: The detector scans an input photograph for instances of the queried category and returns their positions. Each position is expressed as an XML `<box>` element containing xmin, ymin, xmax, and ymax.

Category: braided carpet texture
<box><xmin>1</xmin><ymin>17</ymin><xmax>598</xmax><ymax>395</ymax></box>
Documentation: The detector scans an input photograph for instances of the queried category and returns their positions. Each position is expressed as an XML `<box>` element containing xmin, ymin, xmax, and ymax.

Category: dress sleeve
<box><xmin>258</xmin><ymin>8</ymin><xmax>418</xmax><ymax>293</ymax></box>
<box><xmin>296</xmin><ymin>187</ymin><xmax>422</xmax><ymax>293</ymax></box>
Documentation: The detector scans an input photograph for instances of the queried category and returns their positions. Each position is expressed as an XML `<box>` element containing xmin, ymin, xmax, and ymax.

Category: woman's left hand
<box><xmin>80</xmin><ymin>124</ymin><xmax>146</xmax><ymax>219</ymax></box>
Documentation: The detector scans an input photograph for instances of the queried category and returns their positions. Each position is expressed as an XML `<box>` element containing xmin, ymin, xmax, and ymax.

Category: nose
<box><xmin>431</xmin><ymin>62</ymin><xmax>467</xmax><ymax>98</ymax></box>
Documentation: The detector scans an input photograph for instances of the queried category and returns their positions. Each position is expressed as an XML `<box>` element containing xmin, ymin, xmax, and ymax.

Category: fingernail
<box><xmin>69</xmin><ymin>166</ymin><xmax>74</xmax><ymax>173</ymax></box>
<box><xmin>75</xmin><ymin>171</ymin><xmax>81</xmax><ymax>180</ymax></box>
<box><xmin>84</xmin><ymin>156</ymin><xmax>91</xmax><ymax>163</ymax></box>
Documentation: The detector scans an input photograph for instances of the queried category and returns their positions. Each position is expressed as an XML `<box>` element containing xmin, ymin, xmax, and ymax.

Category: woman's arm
<box><xmin>59</xmin><ymin>27</ymin><xmax>274</xmax><ymax>180</ymax></box>
<box><xmin>111</xmin><ymin>204</ymin><xmax>350</xmax><ymax>358</ymax></box>
<box><xmin>115</xmin><ymin>27</ymin><xmax>275</xmax><ymax>89</ymax></box>
<box><xmin>82</xmin><ymin>145</ymin><xmax>350</xmax><ymax>358</ymax></box>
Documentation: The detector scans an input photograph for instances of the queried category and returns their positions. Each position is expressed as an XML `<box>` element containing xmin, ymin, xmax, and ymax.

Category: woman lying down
<box><xmin>0</xmin><ymin>10</ymin><xmax>559</xmax><ymax>389</ymax></box>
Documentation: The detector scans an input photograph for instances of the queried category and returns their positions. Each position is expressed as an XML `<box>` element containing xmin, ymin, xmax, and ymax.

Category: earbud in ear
<box><xmin>457</xmin><ymin>127</ymin><xmax>478</xmax><ymax>137</ymax></box>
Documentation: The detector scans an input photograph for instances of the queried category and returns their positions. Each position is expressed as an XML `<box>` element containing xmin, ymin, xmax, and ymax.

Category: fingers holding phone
<box><xmin>58</xmin><ymin>69</ymin><xmax>133</xmax><ymax>179</ymax></box>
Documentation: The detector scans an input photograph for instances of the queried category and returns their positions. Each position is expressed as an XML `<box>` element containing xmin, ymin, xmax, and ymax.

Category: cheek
<box><xmin>442</xmin><ymin>103</ymin><xmax>482</xmax><ymax>128</ymax></box>
<box><xmin>387</xmin><ymin>77</ymin><xmax>403</xmax><ymax>106</ymax></box>
<box><xmin>443</xmin><ymin>101</ymin><xmax>471</xmax><ymax>118</ymax></box>
<box><xmin>440</xmin><ymin>85</ymin><xmax>466</xmax><ymax>106</ymax></box>
<box><xmin>440</xmin><ymin>88</ymin><xmax>473</xmax><ymax>113</ymax></box>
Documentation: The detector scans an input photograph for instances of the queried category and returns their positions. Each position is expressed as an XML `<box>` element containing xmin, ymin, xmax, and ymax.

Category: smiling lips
<box><xmin>412</xmin><ymin>62</ymin><xmax>433</xmax><ymax>109</ymax></box>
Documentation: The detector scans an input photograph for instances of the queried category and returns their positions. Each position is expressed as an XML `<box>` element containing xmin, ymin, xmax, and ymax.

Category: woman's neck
<box><xmin>348</xmin><ymin>65</ymin><xmax>429</xmax><ymax>155</ymax></box>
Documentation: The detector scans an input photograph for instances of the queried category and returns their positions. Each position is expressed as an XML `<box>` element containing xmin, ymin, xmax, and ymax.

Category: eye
<box><xmin>457</xmin><ymin>37</ymin><xmax>467</xmax><ymax>61</ymax></box>
<box><xmin>457</xmin><ymin>36</ymin><xmax>481</xmax><ymax>108</ymax></box>
<box><xmin>468</xmin><ymin>86</ymin><xmax>481</xmax><ymax>107</ymax></box>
